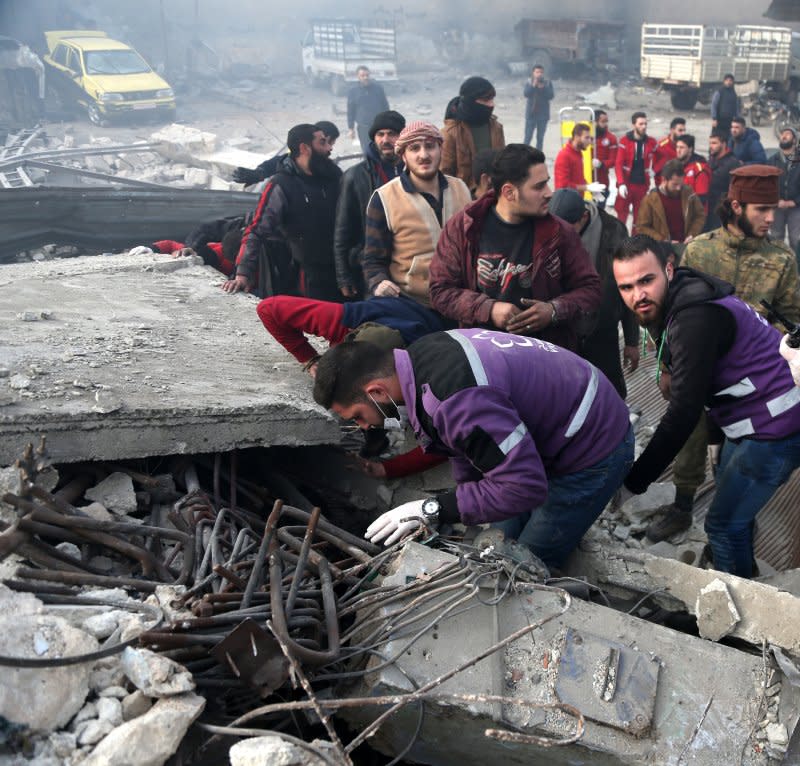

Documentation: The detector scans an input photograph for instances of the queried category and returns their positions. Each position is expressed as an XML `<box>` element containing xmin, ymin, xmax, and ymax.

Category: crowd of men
<box><xmin>163</xmin><ymin>65</ymin><xmax>800</xmax><ymax>581</ymax></box>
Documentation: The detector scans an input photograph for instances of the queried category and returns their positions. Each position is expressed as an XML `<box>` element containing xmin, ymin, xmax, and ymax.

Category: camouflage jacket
<box><xmin>681</xmin><ymin>227</ymin><xmax>800</xmax><ymax>325</ymax></box>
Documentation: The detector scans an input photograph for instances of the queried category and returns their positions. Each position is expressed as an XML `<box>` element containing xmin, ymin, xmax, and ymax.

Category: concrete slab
<box><xmin>0</xmin><ymin>252</ymin><xmax>338</xmax><ymax>464</ymax></box>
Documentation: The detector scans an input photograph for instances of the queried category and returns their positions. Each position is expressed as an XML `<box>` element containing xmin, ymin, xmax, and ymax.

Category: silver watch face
<box><xmin>422</xmin><ymin>499</ymin><xmax>440</xmax><ymax>517</ymax></box>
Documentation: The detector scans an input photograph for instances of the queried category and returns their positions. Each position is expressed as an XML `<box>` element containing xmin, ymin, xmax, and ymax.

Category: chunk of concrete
<box><xmin>696</xmin><ymin>579</ymin><xmax>741</xmax><ymax>641</ymax></box>
<box><xmin>766</xmin><ymin>722</ymin><xmax>789</xmax><ymax>749</ymax></box>
<box><xmin>82</xmin><ymin>692</ymin><xmax>205</xmax><ymax>766</ymax></box>
<box><xmin>620</xmin><ymin>482</ymin><xmax>674</xmax><ymax>525</ymax></box>
<box><xmin>121</xmin><ymin>690</ymin><xmax>152</xmax><ymax>721</ymax></box>
<box><xmin>120</xmin><ymin>647</ymin><xmax>194</xmax><ymax>697</ymax></box>
<box><xmin>96</xmin><ymin>696</ymin><xmax>123</xmax><ymax>727</ymax></box>
<box><xmin>0</xmin><ymin>614</ymin><xmax>98</xmax><ymax>731</ymax></box>
<box><xmin>85</xmin><ymin>472</ymin><xmax>137</xmax><ymax>515</ymax></box>
<box><xmin>228</xmin><ymin>735</ymin><xmax>333</xmax><ymax>766</ymax></box>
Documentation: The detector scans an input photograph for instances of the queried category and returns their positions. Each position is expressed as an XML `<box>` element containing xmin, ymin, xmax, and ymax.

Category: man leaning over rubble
<box><xmin>224</xmin><ymin>123</ymin><xmax>342</xmax><ymax>300</ymax></box>
<box><xmin>429</xmin><ymin>144</ymin><xmax>602</xmax><ymax>354</ymax></box>
<box><xmin>614</xmin><ymin>232</ymin><xmax>800</xmax><ymax>578</ymax></box>
<box><xmin>362</xmin><ymin>121</ymin><xmax>472</xmax><ymax>305</ymax></box>
<box><xmin>312</xmin><ymin>331</ymin><xmax>633</xmax><ymax>568</ymax></box>
<box><xmin>641</xmin><ymin>165</ymin><xmax>800</xmax><ymax>543</ymax></box>
<box><xmin>334</xmin><ymin>110</ymin><xmax>406</xmax><ymax>299</ymax></box>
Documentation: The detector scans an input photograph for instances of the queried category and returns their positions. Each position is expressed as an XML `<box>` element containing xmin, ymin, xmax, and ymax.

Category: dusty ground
<box><xmin>37</xmin><ymin>68</ymin><xmax>781</xmax><ymax>182</ymax></box>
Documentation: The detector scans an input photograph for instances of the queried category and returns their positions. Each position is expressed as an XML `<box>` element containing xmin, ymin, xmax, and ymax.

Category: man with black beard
<box><xmin>768</xmin><ymin>126</ymin><xmax>800</xmax><ymax>256</ymax></box>
<box><xmin>334</xmin><ymin>110</ymin><xmax>406</xmax><ymax>299</ymax></box>
<box><xmin>441</xmin><ymin>76</ymin><xmax>506</xmax><ymax>193</ymax></box>
<box><xmin>224</xmin><ymin>124</ymin><xmax>342</xmax><ymax>300</ymax></box>
<box><xmin>704</xmin><ymin>129</ymin><xmax>741</xmax><ymax>232</ymax></box>
<box><xmin>711</xmin><ymin>73</ymin><xmax>741</xmax><ymax>142</ymax></box>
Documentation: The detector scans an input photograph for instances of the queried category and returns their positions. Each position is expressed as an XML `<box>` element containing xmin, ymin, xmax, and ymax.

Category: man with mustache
<box><xmin>362</xmin><ymin>121</ymin><xmax>471</xmax><ymax>305</ymax></box>
<box><xmin>641</xmin><ymin>165</ymin><xmax>800</xmax><ymax>543</ymax></box>
<box><xmin>334</xmin><ymin>110</ymin><xmax>406</xmax><ymax>298</ymax></box>
<box><xmin>614</xmin><ymin>226</ymin><xmax>800</xmax><ymax>578</ymax></box>
<box><xmin>224</xmin><ymin>123</ymin><xmax>342</xmax><ymax>300</ymax></box>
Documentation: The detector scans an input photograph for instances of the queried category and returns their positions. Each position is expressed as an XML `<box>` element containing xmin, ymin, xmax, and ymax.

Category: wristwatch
<box><xmin>421</xmin><ymin>498</ymin><xmax>441</xmax><ymax>527</ymax></box>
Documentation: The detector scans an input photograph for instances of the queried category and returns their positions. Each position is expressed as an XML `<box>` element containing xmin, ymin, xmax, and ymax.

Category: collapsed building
<box><xmin>2</xmin><ymin>121</ymin><xmax>800</xmax><ymax>766</ymax></box>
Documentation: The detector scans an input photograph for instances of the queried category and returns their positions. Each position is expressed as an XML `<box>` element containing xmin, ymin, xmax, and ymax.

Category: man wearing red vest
<box><xmin>675</xmin><ymin>134</ymin><xmax>711</xmax><ymax>213</ymax></box>
<box><xmin>653</xmin><ymin>117</ymin><xmax>686</xmax><ymax>186</ymax></box>
<box><xmin>615</xmin><ymin>112</ymin><xmax>657</xmax><ymax>231</ymax></box>
<box><xmin>554</xmin><ymin>123</ymin><xmax>592</xmax><ymax>192</ymax></box>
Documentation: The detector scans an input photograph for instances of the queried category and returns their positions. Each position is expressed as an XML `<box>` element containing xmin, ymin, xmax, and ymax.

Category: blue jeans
<box><xmin>524</xmin><ymin>115</ymin><xmax>549</xmax><ymax>151</ymax></box>
<box><xmin>493</xmin><ymin>425</ymin><xmax>634</xmax><ymax>568</ymax></box>
<box><xmin>705</xmin><ymin>431</ymin><xmax>800</xmax><ymax>578</ymax></box>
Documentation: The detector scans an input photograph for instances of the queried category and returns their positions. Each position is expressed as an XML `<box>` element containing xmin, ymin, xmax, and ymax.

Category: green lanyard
<box><xmin>654</xmin><ymin>319</ymin><xmax>672</xmax><ymax>385</ymax></box>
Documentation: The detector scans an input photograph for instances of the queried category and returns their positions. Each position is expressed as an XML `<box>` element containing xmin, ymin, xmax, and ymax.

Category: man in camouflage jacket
<box><xmin>645</xmin><ymin>165</ymin><xmax>800</xmax><ymax>544</ymax></box>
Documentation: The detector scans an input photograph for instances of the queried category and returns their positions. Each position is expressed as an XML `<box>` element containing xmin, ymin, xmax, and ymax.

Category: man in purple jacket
<box><xmin>313</xmin><ymin>329</ymin><xmax>633</xmax><ymax>568</ymax></box>
<box><xmin>429</xmin><ymin>144</ymin><xmax>601</xmax><ymax>353</ymax></box>
<box><xmin>614</xmin><ymin>233</ymin><xmax>800</xmax><ymax>578</ymax></box>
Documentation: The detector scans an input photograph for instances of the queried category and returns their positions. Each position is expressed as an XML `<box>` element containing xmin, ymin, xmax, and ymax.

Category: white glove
<box><xmin>586</xmin><ymin>182</ymin><xmax>606</xmax><ymax>193</ymax></box>
<box><xmin>365</xmin><ymin>500</ymin><xmax>425</xmax><ymax>546</ymax></box>
<box><xmin>780</xmin><ymin>334</ymin><xmax>800</xmax><ymax>387</ymax></box>
<box><xmin>128</xmin><ymin>245</ymin><xmax>154</xmax><ymax>256</ymax></box>
<box><xmin>592</xmin><ymin>158</ymin><xmax>603</xmax><ymax>169</ymax></box>
<box><xmin>617</xmin><ymin>184</ymin><xmax>628</xmax><ymax>199</ymax></box>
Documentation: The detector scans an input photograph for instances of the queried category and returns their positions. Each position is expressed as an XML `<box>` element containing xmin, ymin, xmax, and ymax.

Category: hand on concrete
<box><xmin>222</xmin><ymin>275</ymin><xmax>251</xmax><ymax>294</ymax></box>
<box><xmin>490</xmin><ymin>301</ymin><xmax>520</xmax><ymax>329</ymax></box>
<box><xmin>365</xmin><ymin>500</ymin><xmax>426</xmax><ymax>546</ymax></box>
<box><xmin>374</xmin><ymin>279</ymin><xmax>401</xmax><ymax>297</ymax></box>
<box><xmin>623</xmin><ymin>345</ymin><xmax>640</xmax><ymax>372</ymax></box>
<box><xmin>172</xmin><ymin>247</ymin><xmax>196</xmax><ymax>258</ymax></box>
<box><xmin>617</xmin><ymin>184</ymin><xmax>628</xmax><ymax>199</ymax></box>
<box><xmin>779</xmin><ymin>334</ymin><xmax>800</xmax><ymax>386</ymax></box>
<box><xmin>506</xmin><ymin>298</ymin><xmax>554</xmax><ymax>334</ymax></box>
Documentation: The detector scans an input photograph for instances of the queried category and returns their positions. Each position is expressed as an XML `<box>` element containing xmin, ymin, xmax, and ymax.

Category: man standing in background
<box><xmin>711</xmin><ymin>74</ymin><xmax>740</xmax><ymax>142</ymax></box>
<box><xmin>347</xmin><ymin>66</ymin><xmax>390</xmax><ymax>153</ymax></box>
<box><xmin>593</xmin><ymin>109</ymin><xmax>617</xmax><ymax>210</ymax></box>
<box><xmin>523</xmin><ymin>64</ymin><xmax>554</xmax><ymax>151</ymax></box>
<box><xmin>615</xmin><ymin>112</ymin><xmax>657</xmax><ymax>231</ymax></box>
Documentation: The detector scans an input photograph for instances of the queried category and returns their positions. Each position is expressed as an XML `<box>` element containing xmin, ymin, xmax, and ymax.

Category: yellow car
<box><xmin>43</xmin><ymin>30</ymin><xmax>175</xmax><ymax>124</ymax></box>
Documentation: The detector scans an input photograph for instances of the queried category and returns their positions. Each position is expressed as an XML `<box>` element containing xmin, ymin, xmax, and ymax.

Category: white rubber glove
<box><xmin>365</xmin><ymin>499</ymin><xmax>425</xmax><ymax>546</ymax></box>
<box><xmin>592</xmin><ymin>158</ymin><xmax>603</xmax><ymax>168</ymax></box>
<box><xmin>586</xmin><ymin>182</ymin><xmax>606</xmax><ymax>193</ymax></box>
<box><xmin>779</xmin><ymin>334</ymin><xmax>800</xmax><ymax>387</ymax></box>
<box><xmin>128</xmin><ymin>245</ymin><xmax>154</xmax><ymax>256</ymax></box>
<box><xmin>617</xmin><ymin>184</ymin><xmax>628</xmax><ymax>199</ymax></box>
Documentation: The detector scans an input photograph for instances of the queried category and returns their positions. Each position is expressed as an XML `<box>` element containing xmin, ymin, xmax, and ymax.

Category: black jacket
<box><xmin>347</xmin><ymin>82</ymin><xmax>389</xmax><ymax>130</ymax></box>
<box><xmin>768</xmin><ymin>149</ymin><xmax>800</xmax><ymax>206</ymax></box>
<box><xmin>333</xmin><ymin>142</ymin><xmax>402</xmax><ymax>292</ymax></box>
<box><xmin>625</xmin><ymin>268</ymin><xmax>736</xmax><ymax>492</ymax></box>
<box><xmin>237</xmin><ymin>155</ymin><xmax>342</xmax><ymax>291</ymax></box>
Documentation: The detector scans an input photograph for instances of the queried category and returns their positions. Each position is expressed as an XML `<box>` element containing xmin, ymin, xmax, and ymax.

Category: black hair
<box><xmin>675</xmin><ymin>133</ymin><xmax>695</xmax><ymax>150</ymax></box>
<box><xmin>287</xmin><ymin>123</ymin><xmax>320</xmax><ymax>158</ymax></box>
<box><xmin>717</xmin><ymin>197</ymin><xmax>744</xmax><ymax>227</ymax></box>
<box><xmin>490</xmin><ymin>144</ymin><xmax>545</xmax><ymax>197</ymax></box>
<box><xmin>313</xmin><ymin>342</ymin><xmax>395</xmax><ymax>410</ymax></box>
<box><xmin>314</xmin><ymin>120</ymin><xmax>340</xmax><ymax>140</ymax></box>
<box><xmin>595</xmin><ymin>109</ymin><xmax>607</xmax><ymax>119</ymax></box>
<box><xmin>709</xmin><ymin>128</ymin><xmax>726</xmax><ymax>140</ymax></box>
<box><xmin>472</xmin><ymin>149</ymin><xmax>498</xmax><ymax>189</ymax></box>
<box><xmin>732</xmin><ymin>116</ymin><xmax>746</xmax><ymax>127</ymax></box>
<box><xmin>572</xmin><ymin>122</ymin><xmax>590</xmax><ymax>138</ymax></box>
<box><xmin>662</xmin><ymin>159</ymin><xmax>685</xmax><ymax>180</ymax></box>
<box><xmin>631</xmin><ymin>111</ymin><xmax>647</xmax><ymax>123</ymax></box>
<box><xmin>670</xmin><ymin>117</ymin><xmax>686</xmax><ymax>129</ymax></box>
<box><xmin>614</xmin><ymin>234</ymin><xmax>669</xmax><ymax>267</ymax></box>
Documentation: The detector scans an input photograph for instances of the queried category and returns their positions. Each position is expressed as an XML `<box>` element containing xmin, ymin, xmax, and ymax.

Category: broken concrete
<box><xmin>0</xmin><ymin>252</ymin><xmax>339</xmax><ymax>464</ymax></box>
<box><xmin>228</xmin><ymin>735</ymin><xmax>334</xmax><ymax>766</ymax></box>
<box><xmin>341</xmin><ymin>543</ymin><xmax>788</xmax><ymax>765</ymax></box>
<box><xmin>120</xmin><ymin>647</ymin><xmax>195</xmax><ymax>697</ymax></box>
<box><xmin>85</xmin><ymin>472</ymin><xmax>138</xmax><ymax>515</ymax></box>
<box><xmin>696</xmin><ymin>578</ymin><xmax>741</xmax><ymax>641</ymax></box>
<box><xmin>82</xmin><ymin>691</ymin><xmax>205</xmax><ymax>766</ymax></box>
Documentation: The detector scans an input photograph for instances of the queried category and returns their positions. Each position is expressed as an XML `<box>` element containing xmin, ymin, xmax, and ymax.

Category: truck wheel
<box><xmin>670</xmin><ymin>89</ymin><xmax>698</xmax><ymax>111</ymax></box>
<box><xmin>330</xmin><ymin>75</ymin><xmax>347</xmax><ymax>97</ymax></box>
<box><xmin>87</xmin><ymin>103</ymin><xmax>106</xmax><ymax>126</ymax></box>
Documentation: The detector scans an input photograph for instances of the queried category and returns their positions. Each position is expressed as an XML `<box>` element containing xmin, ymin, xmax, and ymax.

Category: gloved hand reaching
<box><xmin>232</xmin><ymin>167</ymin><xmax>261</xmax><ymax>185</ymax></box>
<box><xmin>586</xmin><ymin>182</ymin><xmax>606</xmax><ymax>194</ymax></box>
<box><xmin>592</xmin><ymin>158</ymin><xmax>603</xmax><ymax>169</ymax></box>
<box><xmin>617</xmin><ymin>184</ymin><xmax>628</xmax><ymax>199</ymax></box>
<box><xmin>779</xmin><ymin>334</ymin><xmax>800</xmax><ymax>387</ymax></box>
<box><xmin>365</xmin><ymin>499</ymin><xmax>426</xmax><ymax>546</ymax></box>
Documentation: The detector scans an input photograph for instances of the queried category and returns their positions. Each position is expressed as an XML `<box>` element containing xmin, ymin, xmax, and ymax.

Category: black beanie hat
<box><xmin>369</xmin><ymin>110</ymin><xmax>406</xmax><ymax>140</ymax></box>
<box><xmin>459</xmin><ymin>76</ymin><xmax>495</xmax><ymax>103</ymax></box>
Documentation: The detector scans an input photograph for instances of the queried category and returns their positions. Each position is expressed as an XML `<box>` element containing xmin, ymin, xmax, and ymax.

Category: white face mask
<box><xmin>368</xmin><ymin>392</ymin><xmax>409</xmax><ymax>431</ymax></box>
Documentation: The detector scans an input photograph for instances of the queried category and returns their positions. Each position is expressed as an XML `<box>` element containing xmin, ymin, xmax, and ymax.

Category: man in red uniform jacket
<box><xmin>593</xmin><ymin>110</ymin><xmax>617</xmax><ymax>210</ymax></box>
<box><xmin>675</xmin><ymin>134</ymin><xmax>711</xmax><ymax>213</ymax></box>
<box><xmin>554</xmin><ymin>123</ymin><xmax>592</xmax><ymax>192</ymax></box>
<box><xmin>615</xmin><ymin>112</ymin><xmax>657</xmax><ymax>231</ymax></box>
<box><xmin>653</xmin><ymin>117</ymin><xmax>686</xmax><ymax>186</ymax></box>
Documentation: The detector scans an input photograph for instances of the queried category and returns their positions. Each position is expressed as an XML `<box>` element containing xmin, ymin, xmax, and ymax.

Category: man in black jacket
<box><xmin>223</xmin><ymin>124</ymin><xmax>342</xmax><ymax>300</ymax></box>
<box><xmin>347</xmin><ymin>66</ymin><xmax>390</xmax><ymax>153</ymax></box>
<box><xmin>523</xmin><ymin>64</ymin><xmax>554</xmax><ymax>151</ymax></box>
<box><xmin>549</xmin><ymin>188</ymin><xmax>640</xmax><ymax>398</ymax></box>
<box><xmin>768</xmin><ymin>126</ymin><xmax>800</xmax><ymax>257</ymax></box>
<box><xmin>334</xmin><ymin>110</ymin><xmax>405</xmax><ymax>298</ymax></box>
<box><xmin>710</xmin><ymin>73</ymin><xmax>740</xmax><ymax>142</ymax></box>
<box><xmin>704</xmin><ymin>129</ymin><xmax>741</xmax><ymax>231</ymax></box>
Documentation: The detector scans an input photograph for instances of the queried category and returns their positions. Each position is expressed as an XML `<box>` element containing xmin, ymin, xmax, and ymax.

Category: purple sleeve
<box><xmin>432</xmin><ymin>387</ymin><xmax>549</xmax><ymax>525</ymax></box>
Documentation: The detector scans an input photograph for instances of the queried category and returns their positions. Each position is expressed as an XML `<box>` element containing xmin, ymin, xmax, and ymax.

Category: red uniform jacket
<box><xmin>653</xmin><ymin>136</ymin><xmax>677</xmax><ymax>186</ymax></box>
<box><xmin>615</xmin><ymin>131</ymin><xmax>658</xmax><ymax>187</ymax></box>
<box><xmin>595</xmin><ymin>130</ymin><xmax>618</xmax><ymax>187</ymax></box>
<box><xmin>683</xmin><ymin>156</ymin><xmax>711</xmax><ymax>212</ymax></box>
<box><xmin>554</xmin><ymin>142</ymin><xmax>587</xmax><ymax>190</ymax></box>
